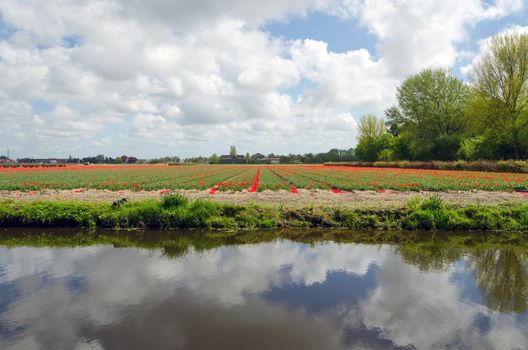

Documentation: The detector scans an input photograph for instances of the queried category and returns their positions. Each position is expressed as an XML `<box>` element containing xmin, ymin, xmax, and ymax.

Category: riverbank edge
<box><xmin>1</xmin><ymin>194</ymin><xmax>527</xmax><ymax>231</ymax></box>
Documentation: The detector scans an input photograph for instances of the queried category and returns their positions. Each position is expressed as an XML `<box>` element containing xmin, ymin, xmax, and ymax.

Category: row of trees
<box><xmin>187</xmin><ymin>149</ymin><xmax>355</xmax><ymax>164</ymax></box>
<box><xmin>356</xmin><ymin>33</ymin><xmax>528</xmax><ymax>161</ymax></box>
<box><xmin>277</xmin><ymin>149</ymin><xmax>355</xmax><ymax>164</ymax></box>
<box><xmin>80</xmin><ymin>155</ymin><xmax>139</xmax><ymax>164</ymax></box>
<box><xmin>17</xmin><ymin>155</ymin><xmax>139</xmax><ymax>164</ymax></box>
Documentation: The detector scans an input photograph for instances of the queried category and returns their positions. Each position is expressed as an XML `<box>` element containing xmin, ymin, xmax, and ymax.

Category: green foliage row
<box><xmin>1</xmin><ymin>194</ymin><xmax>527</xmax><ymax>231</ymax></box>
<box><xmin>325</xmin><ymin>160</ymin><xmax>528</xmax><ymax>173</ymax></box>
<box><xmin>0</xmin><ymin>164</ymin><xmax>67</xmax><ymax>168</ymax></box>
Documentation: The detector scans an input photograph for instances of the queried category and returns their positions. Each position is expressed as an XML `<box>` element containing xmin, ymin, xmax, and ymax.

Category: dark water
<box><xmin>0</xmin><ymin>230</ymin><xmax>527</xmax><ymax>350</ymax></box>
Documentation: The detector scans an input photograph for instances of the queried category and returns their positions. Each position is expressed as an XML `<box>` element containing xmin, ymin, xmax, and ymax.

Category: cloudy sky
<box><xmin>0</xmin><ymin>0</ymin><xmax>527</xmax><ymax>158</ymax></box>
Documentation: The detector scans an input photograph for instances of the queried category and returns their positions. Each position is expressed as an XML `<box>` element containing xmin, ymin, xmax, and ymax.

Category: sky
<box><xmin>0</xmin><ymin>0</ymin><xmax>527</xmax><ymax>159</ymax></box>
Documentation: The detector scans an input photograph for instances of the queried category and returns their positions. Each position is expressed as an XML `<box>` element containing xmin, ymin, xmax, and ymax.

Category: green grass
<box><xmin>1</xmin><ymin>194</ymin><xmax>528</xmax><ymax>231</ymax></box>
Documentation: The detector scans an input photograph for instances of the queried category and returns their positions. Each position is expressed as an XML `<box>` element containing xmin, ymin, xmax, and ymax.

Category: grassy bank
<box><xmin>1</xmin><ymin>194</ymin><xmax>528</xmax><ymax>231</ymax></box>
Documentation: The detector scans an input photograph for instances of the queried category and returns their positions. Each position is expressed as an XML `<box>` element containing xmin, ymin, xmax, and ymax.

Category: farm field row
<box><xmin>1</xmin><ymin>164</ymin><xmax>528</xmax><ymax>192</ymax></box>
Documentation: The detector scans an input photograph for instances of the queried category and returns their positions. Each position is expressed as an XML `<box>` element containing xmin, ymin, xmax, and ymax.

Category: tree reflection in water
<box><xmin>470</xmin><ymin>249</ymin><xmax>528</xmax><ymax>314</ymax></box>
<box><xmin>398</xmin><ymin>241</ymin><xmax>528</xmax><ymax>314</ymax></box>
<box><xmin>397</xmin><ymin>243</ymin><xmax>464</xmax><ymax>272</ymax></box>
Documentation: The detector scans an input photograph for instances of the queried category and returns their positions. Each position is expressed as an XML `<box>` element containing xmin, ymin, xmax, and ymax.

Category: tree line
<box><xmin>356</xmin><ymin>33</ymin><xmax>528</xmax><ymax>162</ymax></box>
<box><xmin>187</xmin><ymin>150</ymin><xmax>355</xmax><ymax>164</ymax></box>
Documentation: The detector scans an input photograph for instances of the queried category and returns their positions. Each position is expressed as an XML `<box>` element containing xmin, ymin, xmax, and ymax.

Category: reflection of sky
<box><xmin>450</xmin><ymin>270</ymin><xmax>485</xmax><ymax>305</ymax></box>
<box><xmin>0</xmin><ymin>242</ymin><xmax>526</xmax><ymax>350</ymax></box>
<box><xmin>263</xmin><ymin>266</ymin><xmax>379</xmax><ymax>314</ymax></box>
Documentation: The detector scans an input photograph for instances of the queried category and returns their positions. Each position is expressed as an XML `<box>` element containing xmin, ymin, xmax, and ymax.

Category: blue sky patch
<box><xmin>65</xmin><ymin>275</ymin><xmax>89</xmax><ymax>294</ymax></box>
<box><xmin>0</xmin><ymin>13</ymin><xmax>16</xmax><ymax>40</ymax></box>
<box><xmin>63</xmin><ymin>34</ymin><xmax>83</xmax><ymax>48</ymax></box>
<box><xmin>31</xmin><ymin>99</ymin><xmax>55</xmax><ymax>114</ymax></box>
<box><xmin>264</xmin><ymin>11</ymin><xmax>378</xmax><ymax>55</ymax></box>
<box><xmin>281</xmin><ymin>78</ymin><xmax>319</xmax><ymax>101</ymax></box>
<box><xmin>449</xmin><ymin>269</ymin><xmax>484</xmax><ymax>306</ymax></box>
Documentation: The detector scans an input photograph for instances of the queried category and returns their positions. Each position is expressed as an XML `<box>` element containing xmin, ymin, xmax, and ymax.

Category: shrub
<box><xmin>221</xmin><ymin>203</ymin><xmax>243</xmax><ymax>217</ymax></box>
<box><xmin>258</xmin><ymin>218</ymin><xmax>278</xmax><ymax>229</ymax></box>
<box><xmin>187</xmin><ymin>199</ymin><xmax>217</xmax><ymax>227</ymax></box>
<box><xmin>161</xmin><ymin>194</ymin><xmax>189</xmax><ymax>209</ymax></box>
<box><xmin>378</xmin><ymin>149</ymin><xmax>395</xmax><ymax>161</ymax></box>
<box><xmin>119</xmin><ymin>200</ymin><xmax>162</xmax><ymax>228</ymax></box>
<box><xmin>404</xmin><ymin>209</ymin><xmax>435</xmax><ymax>230</ymax></box>
<box><xmin>404</xmin><ymin>196</ymin><xmax>452</xmax><ymax>230</ymax></box>
<box><xmin>162</xmin><ymin>206</ymin><xmax>191</xmax><ymax>228</ymax></box>
<box><xmin>325</xmin><ymin>160</ymin><xmax>528</xmax><ymax>173</ymax></box>
<box><xmin>334</xmin><ymin>209</ymin><xmax>360</xmax><ymax>229</ymax></box>
<box><xmin>207</xmin><ymin>216</ymin><xmax>237</xmax><ymax>229</ymax></box>
<box><xmin>419</xmin><ymin>195</ymin><xmax>444</xmax><ymax>212</ymax></box>
<box><xmin>457</xmin><ymin>137</ymin><xmax>486</xmax><ymax>160</ymax></box>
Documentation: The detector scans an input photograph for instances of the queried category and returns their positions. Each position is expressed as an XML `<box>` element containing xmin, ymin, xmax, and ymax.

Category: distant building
<box><xmin>252</xmin><ymin>153</ymin><xmax>264</xmax><ymax>159</ymax></box>
<box><xmin>0</xmin><ymin>156</ymin><xmax>15</xmax><ymax>164</ymax></box>
<box><xmin>265</xmin><ymin>157</ymin><xmax>280</xmax><ymax>164</ymax></box>
<box><xmin>49</xmin><ymin>158</ymin><xmax>69</xmax><ymax>164</ymax></box>
<box><xmin>257</xmin><ymin>157</ymin><xmax>280</xmax><ymax>164</ymax></box>
<box><xmin>34</xmin><ymin>158</ymin><xmax>70</xmax><ymax>164</ymax></box>
<box><xmin>251</xmin><ymin>153</ymin><xmax>280</xmax><ymax>164</ymax></box>
<box><xmin>219</xmin><ymin>154</ymin><xmax>246</xmax><ymax>164</ymax></box>
<box><xmin>121</xmin><ymin>155</ymin><xmax>138</xmax><ymax>164</ymax></box>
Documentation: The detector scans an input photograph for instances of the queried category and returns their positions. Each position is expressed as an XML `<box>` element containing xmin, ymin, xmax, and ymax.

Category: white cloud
<box><xmin>291</xmin><ymin>39</ymin><xmax>396</xmax><ymax>112</ymax></box>
<box><xmin>339</xmin><ymin>0</ymin><xmax>524</xmax><ymax>76</ymax></box>
<box><xmin>0</xmin><ymin>0</ymin><xmax>525</xmax><ymax>157</ymax></box>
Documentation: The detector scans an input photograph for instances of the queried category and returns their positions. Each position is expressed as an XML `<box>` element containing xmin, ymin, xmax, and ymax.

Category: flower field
<box><xmin>1</xmin><ymin>164</ymin><xmax>528</xmax><ymax>193</ymax></box>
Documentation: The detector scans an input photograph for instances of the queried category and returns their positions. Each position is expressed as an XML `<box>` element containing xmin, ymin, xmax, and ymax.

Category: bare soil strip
<box><xmin>1</xmin><ymin>189</ymin><xmax>527</xmax><ymax>208</ymax></box>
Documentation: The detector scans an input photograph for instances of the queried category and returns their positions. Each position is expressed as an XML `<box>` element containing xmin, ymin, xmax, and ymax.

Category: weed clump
<box><xmin>161</xmin><ymin>194</ymin><xmax>189</xmax><ymax>209</ymax></box>
<box><xmin>403</xmin><ymin>195</ymin><xmax>452</xmax><ymax>230</ymax></box>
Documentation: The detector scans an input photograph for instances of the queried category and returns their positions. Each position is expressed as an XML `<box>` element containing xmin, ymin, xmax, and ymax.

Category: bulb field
<box><xmin>1</xmin><ymin>164</ymin><xmax>528</xmax><ymax>193</ymax></box>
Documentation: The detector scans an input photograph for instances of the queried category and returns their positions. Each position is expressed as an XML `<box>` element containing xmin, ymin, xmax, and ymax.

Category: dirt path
<box><xmin>1</xmin><ymin>189</ymin><xmax>527</xmax><ymax>208</ymax></box>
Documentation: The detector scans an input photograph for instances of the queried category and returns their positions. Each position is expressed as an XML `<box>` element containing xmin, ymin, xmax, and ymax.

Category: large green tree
<box><xmin>468</xmin><ymin>33</ymin><xmax>528</xmax><ymax>159</ymax></box>
<box><xmin>387</xmin><ymin>68</ymin><xmax>469</xmax><ymax>160</ymax></box>
<box><xmin>355</xmin><ymin>114</ymin><xmax>391</xmax><ymax>161</ymax></box>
